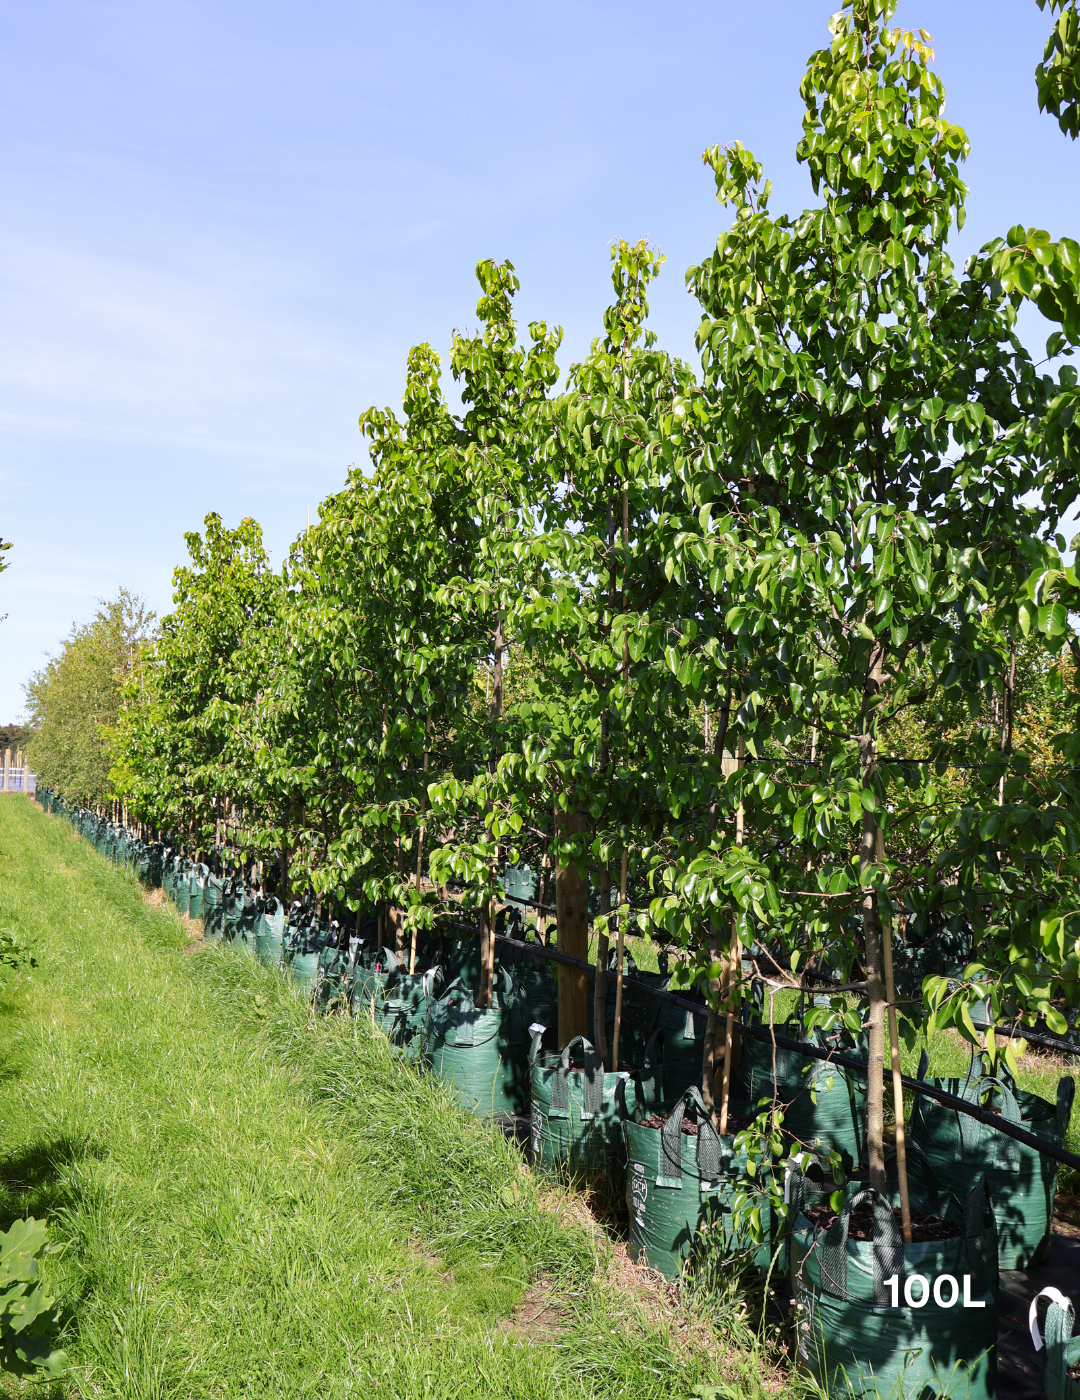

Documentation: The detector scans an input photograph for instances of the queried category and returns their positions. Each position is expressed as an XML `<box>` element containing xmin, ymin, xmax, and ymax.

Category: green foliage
<box><xmin>1037</xmin><ymin>0</ymin><xmax>1080</xmax><ymax>138</ymax></box>
<box><xmin>115</xmin><ymin>514</ymin><xmax>288</xmax><ymax>863</ymax></box>
<box><xmin>0</xmin><ymin>1218</ymin><xmax>65</xmax><ymax>1378</ymax></box>
<box><xmin>101</xmin><ymin>0</ymin><xmax>1080</xmax><ymax>1206</ymax></box>
<box><xmin>25</xmin><ymin>589</ymin><xmax>153</xmax><ymax>808</ymax></box>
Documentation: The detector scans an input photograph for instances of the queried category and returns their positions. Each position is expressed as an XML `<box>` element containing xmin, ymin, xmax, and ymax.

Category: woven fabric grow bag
<box><xmin>790</xmin><ymin>1179</ymin><xmax>999</xmax><ymax>1400</ymax></box>
<box><xmin>911</xmin><ymin>1053</ymin><xmax>1076</xmax><ymax>1270</ymax></box>
<box><xmin>424</xmin><ymin>971</ymin><xmax>529</xmax><ymax>1117</ymax></box>
<box><xmin>202</xmin><ymin>875</ymin><xmax>225</xmax><ymax>941</ymax></box>
<box><xmin>647</xmin><ymin>995</ymin><xmax>705</xmax><ymax>1097</ymax></box>
<box><xmin>1033</xmin><ymin>1291</ymin><xmax>1080</xmax><ymax>1400</ymax></box>
<box><xmin>503</xmin><ymin>862</ymin><xmax>540</xmax><ymax>905</ymax></box>
<box><xmin>234</xmin><ymin>892</ymin><xmax>258</xmax><ymax>953</ymax></box>
<box><xmin>173</xmin><ymin>865</ymin><xmax>191</xmax><ymax>917</ymax></box>
<box><xmin>221</xmin><ymin>885</ymin><xmax>245</xmax><ymax>945</ymax></box>
<box><xmin>162</xmin><ymin>857</ymin><xmax>177</xmax><ymax>906</ymax></box>
<box><xmin>284</xmin><ymin>924</ymin><xmax>331</xmax><ymax>994</ymax></box>
<box><xmin>186</xmin><ymin>865</ymin><xmax>208</xmax><ymax>922</ymax></box>
<box><xmin>736</xmin><ymin>1019</ymin><xmax>867</xmax><ymax>1174</ymax></box>
<box><xmin>351</xmin><ymin>949</ymin><xmax>440</xmax><ymax>1059</ymax></box>
<box><xmin>529</xmin><ymin>1029</ymin><xmax>663</xmax><ymax>1188</ymax></box>
<box><xmin>254</xmin><ymin>900</ymin><xmax>285</xmax><ymax>969</ymax></box>
<box><xmin>620</xmin><ymin>1083</ymin><xmax>777</xmax><ymax>1280</ymax></box>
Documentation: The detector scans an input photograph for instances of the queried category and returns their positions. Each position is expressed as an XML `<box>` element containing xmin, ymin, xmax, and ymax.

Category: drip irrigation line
<box><xmin>492</xmin><ymin>932</ymin><xmax>1080</xmax><ymax>1173</ymax></box>
<box><xmin>969</xmin><ymin>1017</ymin><xmax>1080</xmax><ymax>1059</ymax></box>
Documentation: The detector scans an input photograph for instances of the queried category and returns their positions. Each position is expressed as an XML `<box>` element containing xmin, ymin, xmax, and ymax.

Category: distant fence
<box><xmin>1</xmin><ymin>750</ymin><xmax>35</xmax><ymax>794</ymax></box>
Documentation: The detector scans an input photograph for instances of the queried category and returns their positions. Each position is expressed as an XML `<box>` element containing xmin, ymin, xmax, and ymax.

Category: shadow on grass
<box><xmin>0</xmin><ymin>1134</ymin><xmax>103</xmax><ymax>1229</ymax></box>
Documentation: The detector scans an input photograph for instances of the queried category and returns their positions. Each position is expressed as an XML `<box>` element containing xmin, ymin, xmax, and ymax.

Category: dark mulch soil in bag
<box><xmin>803</xmin><ymin>1201</ymin><xmax>961</xmax><ymax>1242</ymax></box>
<box><xmin>640</xmin><ymin>1110</ymin><xmax>753</xmax><ymax>1136</ymax></box>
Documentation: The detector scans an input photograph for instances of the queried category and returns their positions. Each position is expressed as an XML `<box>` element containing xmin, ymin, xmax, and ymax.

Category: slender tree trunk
<box><xmin>409</xmin><ymin>715</ymin><xmax>431</xmax><ymax>976</ymax></box>
<box><xmin>555</xmin><ymin>803</ymin><xmax>589</xmax><ymax>1047</ymax></box>
<box><xmin>702</xmin><ymin>925</ymin><xmax>724</xmax><ymax>1114</ymax></box>
<box><xmin>593</xmin><ymin>865</ymin><xmax>610</xmax><ymax>1064</ymax></box>
<box><xmin>479</xmin><ymin>617</ymin><xmax>504</xmax><ymax>1010</ymax></box>
<box><xmin>860</xmin><ymin>642</ymin><xmax>887</xmax><ymax>1195</ymax></box>
<box><xmin>719</xmin><ymin>731</ymin><xmax>745</xmax><ymax>1133</ymax></box>
<box><xmin>998</xmin><ymin>642</ymin><xmax>1016</xmax><ymax>805</ymax></box>
<box><xmin>702</xmin><ymin>688</ymin><xmax>732</xmax><ymax>1109</ymax></box>
<box><xmin>537</xmin><ymin>846</ymin><xmax>552</xmax><ymax>945</ymax></box>
<box><xmin>610</xmin><ymin>481</ymin><xmax>631</xmax><ymax>1071</ymax></box>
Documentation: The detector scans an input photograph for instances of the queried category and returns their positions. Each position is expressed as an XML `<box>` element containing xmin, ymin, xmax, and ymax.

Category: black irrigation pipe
<box><xmin>492</xmin><ymin>932</ymin><xmax>1080</xmax><ymax>1174</ymax></box>
<box><xmin>968</xmin><ymin>1017</ymin><xmax>1080</xmax><ymax>1060</ymax></box>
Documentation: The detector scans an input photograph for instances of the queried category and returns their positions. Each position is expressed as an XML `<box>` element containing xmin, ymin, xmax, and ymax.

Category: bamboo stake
<box><xmin>878</xmin><ymin>828</ymin><xmax>912</xmax><ymax>1243</ymax></box>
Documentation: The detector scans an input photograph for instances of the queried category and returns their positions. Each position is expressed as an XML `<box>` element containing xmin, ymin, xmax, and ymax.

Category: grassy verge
<box><xmin>0</xmin><ymin>798</ymin><xmax>772</xmax><ymax>1399</ymax></box>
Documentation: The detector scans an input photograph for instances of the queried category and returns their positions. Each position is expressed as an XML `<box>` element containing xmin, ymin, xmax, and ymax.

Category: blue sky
<box><xmin>1</xmin><ymin>0</ymin><xmax>1077</xmax><ymax>721</ymax></box>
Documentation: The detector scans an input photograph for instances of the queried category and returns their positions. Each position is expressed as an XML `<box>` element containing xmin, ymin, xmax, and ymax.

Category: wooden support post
<box><xmin>878</xmin><ymin>829</ymin><xmax>912</xmax><ymax>1243</ymax></box>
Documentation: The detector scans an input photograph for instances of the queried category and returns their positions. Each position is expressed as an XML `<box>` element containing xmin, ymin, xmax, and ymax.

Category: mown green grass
<box><xmin>0</xmin><ymin>799</ymin><xmax>751</xmax><ymax>1400</ymax></box>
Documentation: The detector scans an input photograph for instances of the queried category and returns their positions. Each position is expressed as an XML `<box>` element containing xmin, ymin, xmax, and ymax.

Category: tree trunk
<box><xmin>537</xmin><ymin>847</ymin><xmax>552</xmax><ymax>945</ymax></box>
<box><xmin>860</xmin><ymin>642</ymin><xmax>887</xmax><ymax>1195</ymax></box>
<box><xmin>410</xmin><ymin>715</ymin><xmax>431</xmax><ymax>976</ymax></box>
<box><xmin>479</xmin><ymin>616</ymin><xmax>505</xmax><ymax>1010</ymax></box>
<box><xmin>702</xmin><ymin>688</ymin><xmax>733</xmax><ymax>1106</ymax></box>
<box><xmin>593</xmin><ymin>865</ymin><xmax>610</xmax><ymax>1065</ymax></box>
<box><xmin>555</xmin><ymin>806</ymin><xmax>589</xmax><ymax>1047</ymax></box>
<box><xmin>718</xmin><ymin>731</ymin><xmax>745</xmax><ymax>1133</ymax></box>
<box><xmin>701</xmin><ymin>925</ymin><xmax>724</xmax><ymax>1112</ymax></box>
<box><xmin>610</xmin><ymin>482</ymin><xmax>631</xmax><ymax>1071</ymax></box>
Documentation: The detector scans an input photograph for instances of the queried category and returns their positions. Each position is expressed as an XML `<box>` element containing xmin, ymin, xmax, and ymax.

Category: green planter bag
<box><xmin>529</xmin><ymin>1028</ymin><xmax>663</xmax><ymax>1189</ymax></box>
<box><xmin>376</xmin><ymin>969</ymin><xmax>440</xmax><ymax>1060</ymax></box>
<box><xmin>284</xmin><ymin>922</ymin><xmax>331</xmax><ymax>994</ymax></box>
<box><xmin>173</xmin><ymin>863</ymin><xmax>191</xmax><ymax>917</ymax></box>
<box><xmin>1032</xmin><ymin>1290</ymin><xmax>1080</xmax><ymax>1400</ymax></box>
<box><xmin>620</xmin><ymin>1082</ymin><xmax>777</xmax><ymax>1280</ymax></box>
<box><xmin>162</xmin><ymin>856</ymin><xmax>177</xmax><ymax>906</ymax></box>
<box><xmin>646</xmin><ymin>996</ymin><xmax>705</xmax><ymax>1098</ymax></box>
<box><xmin>736</xmin><ymin>1017</ymin><xmax>867</xmax><ymax>1174</ymax></box>
<box><xmin>911</xmin><ymin>1052</ymin><xmax>1076</xmax><ymax>1269</ymax></box>
<box><xmin>503</xmin><ymin>863</ymin><xmax>540</xmax><ymax>906</ymax></box>
<box><xmin>790</xmin><ymin>1178</ymin><xmax>999</xmax><ymax>1400</ymax></box>
<box><xmin>315</xmin><ymin>935</ymin><xmax>353</xmax><ymax>1010</ymax></box>
<box><xmin>351</xmin><ymin>947</ymin><xmax>439</xmax><ymax>1059</ymax></box>
<box><xmin>235</xmin><ymin>892</ymin><xmax>258</xmax><ymax>954</ymax></box>
<box><xmin>255</xmin><ymin>900</ymin><xmax>285</xmax><ymax>969</ymax></box>
<box><xmin>221</xmin><ymin>885</ymin><xmax>245</xmax><ymax>945</ymax></box>
<box><xmin>424</xmin><ymin>970</ymin><xmax>529</xmax><ymax>1117</ymax></box>
<box><xmin>202</xmin><ymin>875</ymin><xmax>225</xmax><ymax>941</ymax></box>
<box><xmin>187</xmin><ymin>865</ymin><xmax>208</xmax><ymax>922</ymax></box>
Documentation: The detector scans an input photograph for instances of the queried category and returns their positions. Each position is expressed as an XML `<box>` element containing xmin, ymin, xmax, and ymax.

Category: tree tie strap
<box><xmin>959</xmin><ymin>1073</ymin><xmax>1022</xmax><ymax>1172</ymax></box>
<box><xmin>1057</xmin><ymin>1077</ymin><xmax>1077</xmax><ymax>1140</ymax></box>
<box><xmin>820</xmin><ymin>1187</ymin><xmax>904</xmax><ymax>1306</ymax></box>
<box><xmin>550</xmin><ymin>1036</ymin><xmax>604</xmax><ymax>1120</ymax></box>
<box><xmin>959</xmin><ymin>1172</ymin><xmax>996</xmax><ymax>1294</ymax></box>
<box><xmin>636</xmin><ymin>1027</ymin><xmax>665</xmax><ymax>1113</ymax></box>
<box><xmin>1031</xmin><ymin>1289</ymin><xmax>1076</xmax><ymax>1400</ymax></box>
<box><xmin>657</xmin><ymin>1084</ymin><xmax>723</xmax><ymax>1189</ymax></box>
